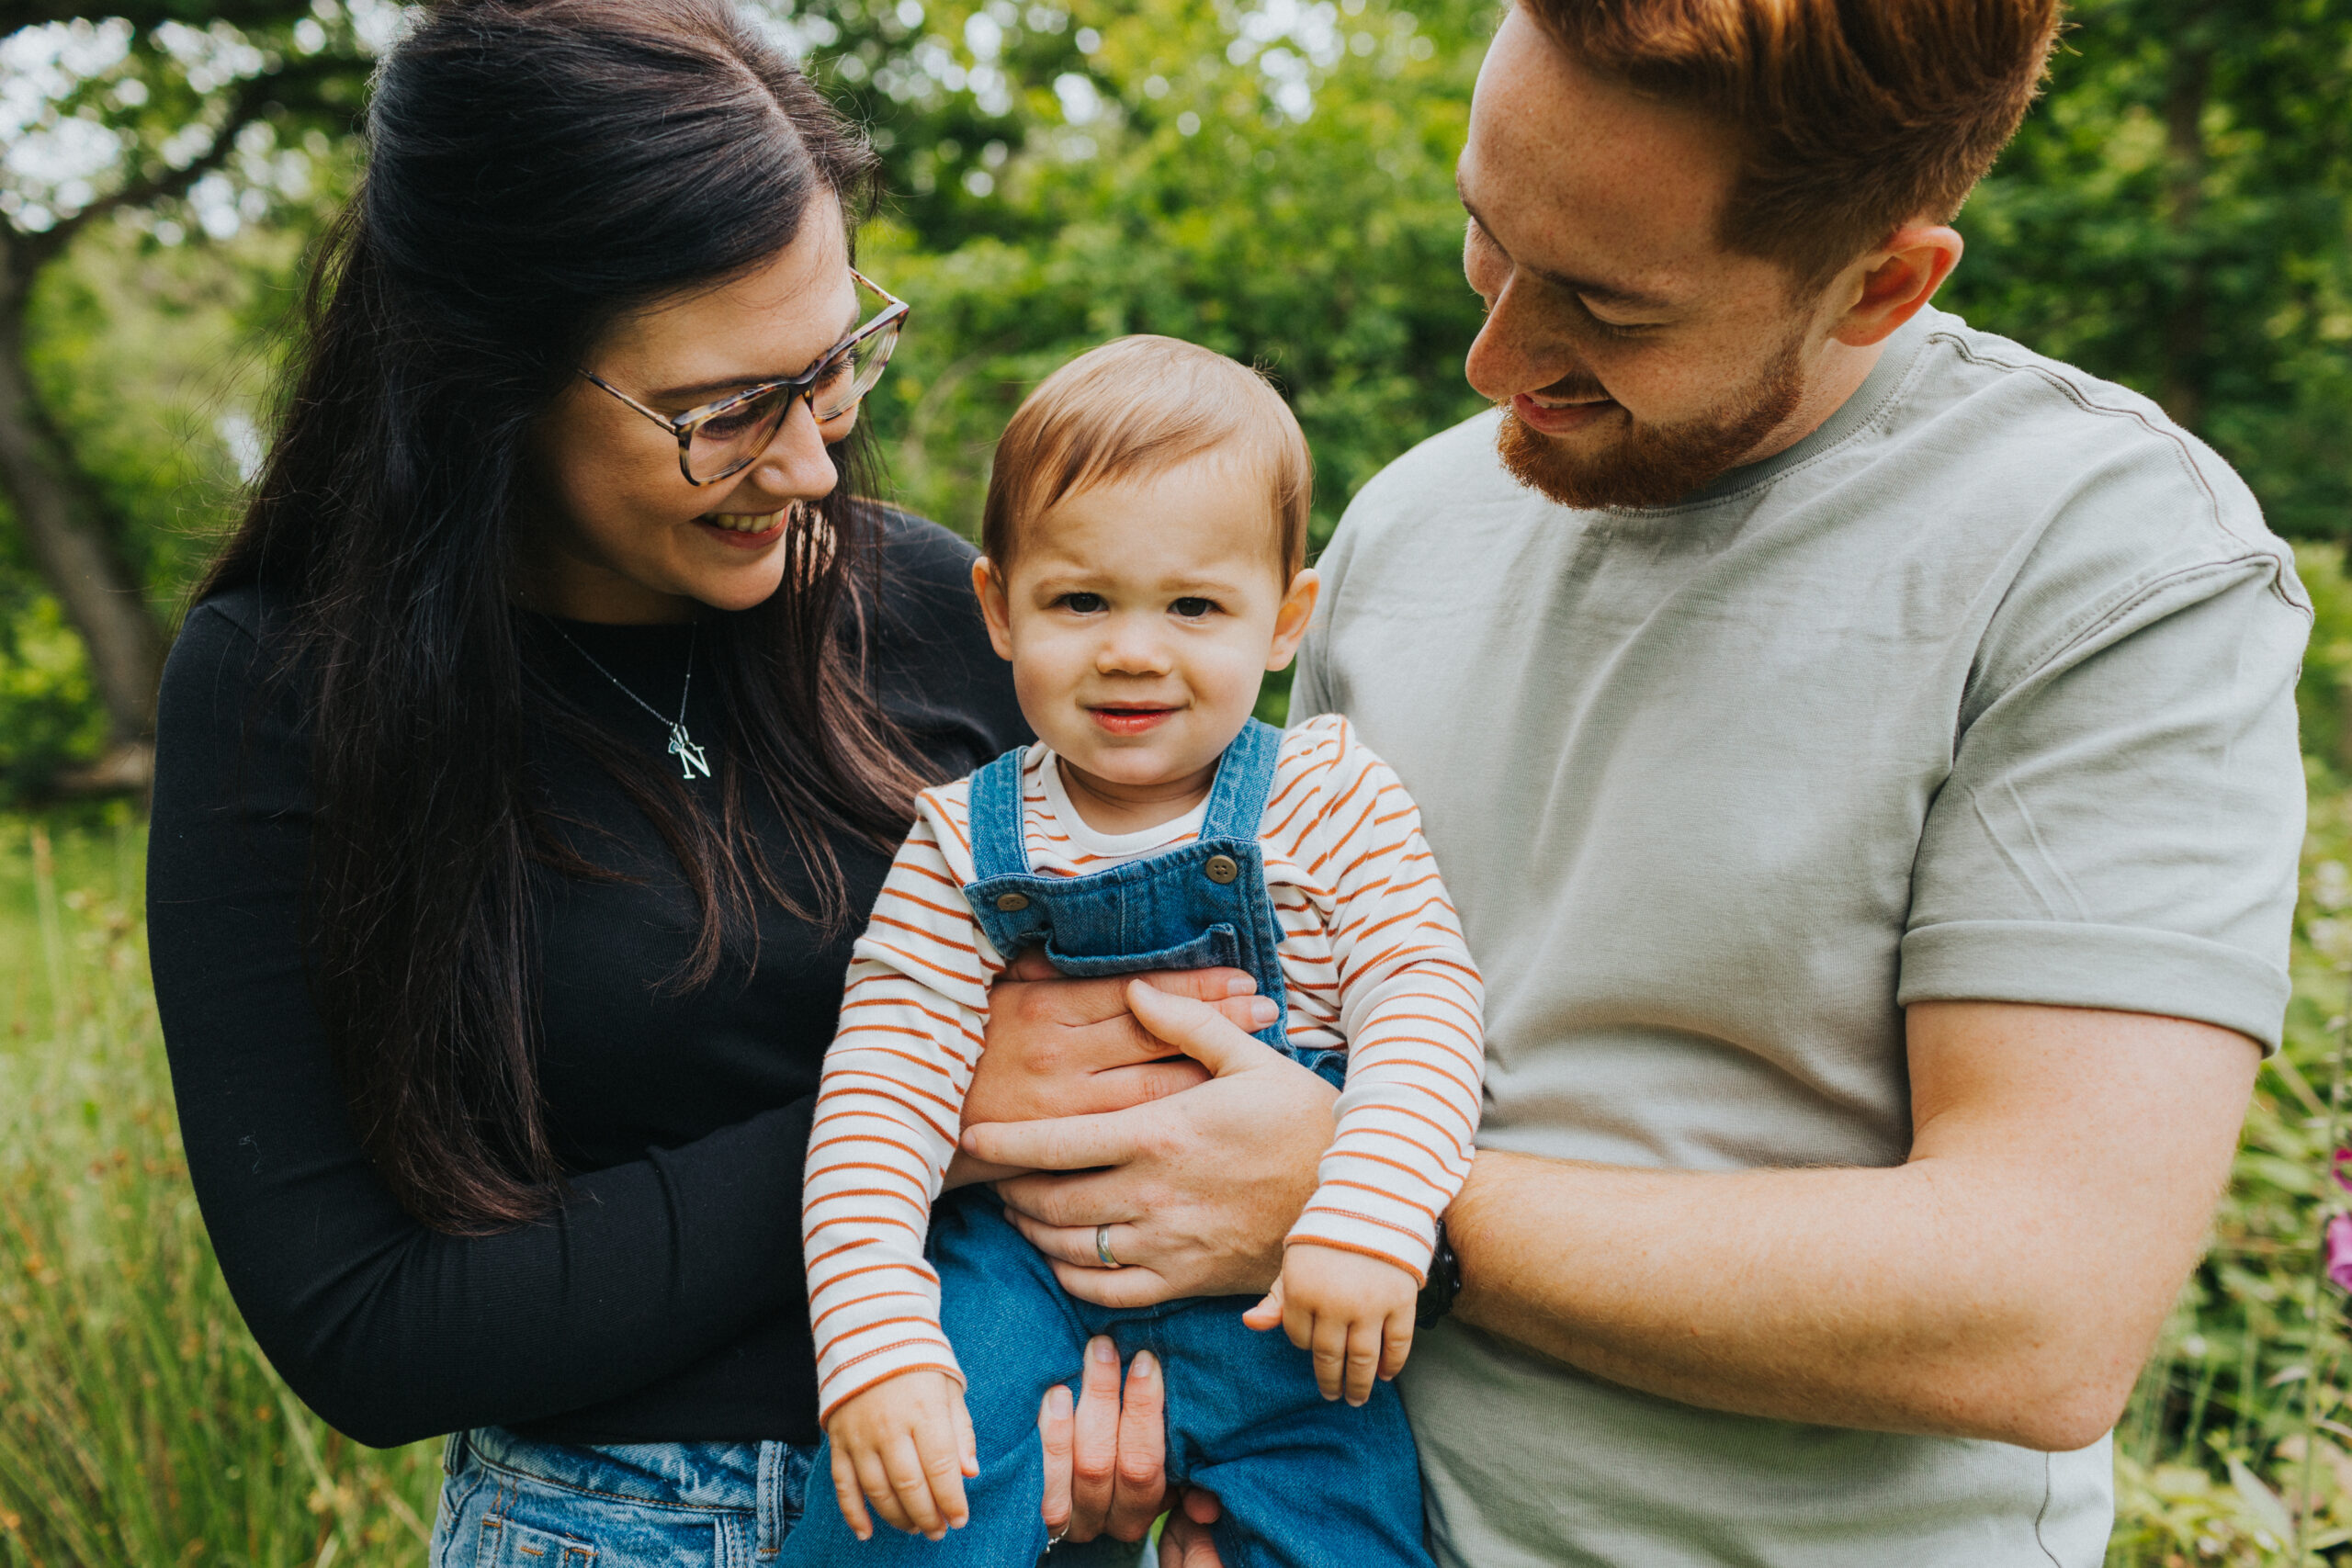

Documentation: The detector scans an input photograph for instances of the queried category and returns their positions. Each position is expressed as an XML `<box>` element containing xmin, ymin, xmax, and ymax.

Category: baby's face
<box><xmin>975</xmin><ymin>453</ymin><xmax>1317</xmax><ymax>805</ymax></box>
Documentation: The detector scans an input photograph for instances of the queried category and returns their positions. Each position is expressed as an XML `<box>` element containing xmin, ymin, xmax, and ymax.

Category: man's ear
<box><xmin>1266</xmin><ymin>568</ymin><xmax>1321</xmax><ymax>673</ymax></box>
<box><xmin>972</xmin><ymin>557</ymin><xmax>1016</xmax><ymax>662</ymax></box>
<box><xmin>1828</xmin><ymin>223</ymin><xmax>1963</xmax><ymax>349</ymax></box>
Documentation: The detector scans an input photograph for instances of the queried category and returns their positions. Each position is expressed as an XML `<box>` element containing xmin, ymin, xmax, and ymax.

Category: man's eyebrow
<box><xmin>646</xmin><ymin>300</ymin><xmax>865</xmax><ymax>404</ymax></box>
<box><xmin>1459</xmin><ymin>194</ymin><xmax>1676</xmax><ymax>311</ymax></box>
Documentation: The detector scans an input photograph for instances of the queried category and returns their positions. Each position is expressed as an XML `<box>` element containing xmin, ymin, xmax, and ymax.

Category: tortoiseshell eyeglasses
<box><xmin>582</xmin><ymin>266</ymin><xmax>909</xmax><ymax>487</ymax></box>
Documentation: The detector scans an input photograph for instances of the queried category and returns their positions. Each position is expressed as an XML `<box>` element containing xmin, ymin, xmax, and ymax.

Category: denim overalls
<box><xmin>779</xmin><ymin>721</ymin><xmax>1433</xmax><ymax>1568</ymax></box>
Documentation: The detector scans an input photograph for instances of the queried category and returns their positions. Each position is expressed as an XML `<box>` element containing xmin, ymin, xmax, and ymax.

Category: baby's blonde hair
<box><xmin>981</xmin><ymin>335</ymin><xmax>1312</xmax><ymax>580</ymax></box>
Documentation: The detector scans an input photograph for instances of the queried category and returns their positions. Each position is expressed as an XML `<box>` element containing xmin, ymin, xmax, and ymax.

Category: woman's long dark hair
<box><xmin>201</xmin><ymin>0</ymin><xmax>925</xmax><ymax>1234</ymax></box>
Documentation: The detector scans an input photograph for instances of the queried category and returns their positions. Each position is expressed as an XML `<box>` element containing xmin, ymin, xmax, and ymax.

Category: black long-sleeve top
<box><xmin>147</xmin><ymin>514</ymin><xmax>1026</xmax><ymax>1450</ymax></box>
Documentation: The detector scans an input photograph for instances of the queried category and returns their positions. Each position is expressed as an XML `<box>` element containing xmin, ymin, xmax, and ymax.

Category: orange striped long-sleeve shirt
<box><xmin>801</xmin><ymin>713</ymin><xmax>1485</xmax><ymax>1421</ymax></box>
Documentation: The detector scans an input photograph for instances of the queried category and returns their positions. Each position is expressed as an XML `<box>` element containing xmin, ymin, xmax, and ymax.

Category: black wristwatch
<box><xmin>1416</xmin><ymin>1217</ymin><xmax>1462</xmax><ymax>1328</ymax></box>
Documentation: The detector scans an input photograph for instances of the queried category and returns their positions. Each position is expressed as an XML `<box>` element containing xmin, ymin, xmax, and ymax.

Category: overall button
<box><xmin>1204</xmin><ymin>854</ymin><xmax>1240</xmax><ymax>885</ymax></box>
<box><xmin>995</xmin><ymin>892</ymin><xmax>1031</xmax><ymax>912</ymax></box>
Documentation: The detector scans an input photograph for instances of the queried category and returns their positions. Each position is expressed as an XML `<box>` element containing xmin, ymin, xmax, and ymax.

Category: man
<box><xmin>969</xmin><ymin>2</ymin><xmax>2308</xmax><ymax>1562</ymax></box>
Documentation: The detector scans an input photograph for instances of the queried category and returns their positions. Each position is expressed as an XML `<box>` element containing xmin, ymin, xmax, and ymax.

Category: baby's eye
<box><xmin>1170</xmin><ymin>597</ymin><xmax>1217</xmax><ymax>618</ymax></box>
<box><xmin>1059</xmin><ymin>592</ymin><xmax>1107</xmax><ymax>615</ymax></box>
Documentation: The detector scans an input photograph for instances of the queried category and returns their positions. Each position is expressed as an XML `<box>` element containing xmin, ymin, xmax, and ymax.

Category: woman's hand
<box><xmin>944</xmin><ymin>952</ymin><xmax>1277</xmax><ymax>1190</ymax></box>
<box><xmin>1036</xmin><ymin>1333</ymin><xmax>1227</xmax><ymax>1565</ymax></box>
<box><xmin>966</xmin><ymin>981</ymin><xmax>1339</xmax><ymax>1305</ymax></box>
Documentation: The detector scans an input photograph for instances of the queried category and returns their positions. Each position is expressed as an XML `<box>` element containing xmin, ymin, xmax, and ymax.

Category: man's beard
<box><xmin>1495</xmin><ymin>335</ymin><xmax>1806</xmax><ymax>510</ymax></box>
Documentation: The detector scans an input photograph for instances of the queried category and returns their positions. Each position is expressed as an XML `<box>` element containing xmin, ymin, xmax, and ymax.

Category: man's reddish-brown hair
<box><xmin>1521</xmin><ymin>0</ymin><xmax>2062</xmax><ymax>284</ymax></box>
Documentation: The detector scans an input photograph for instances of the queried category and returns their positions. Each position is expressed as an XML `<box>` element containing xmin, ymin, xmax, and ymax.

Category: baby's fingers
<box><xmin>830</xmin><ymin>1443</ymin><xmax>875</xmax><ymax>1541</ymax></box>
<box><xmin>1343</xmin><ymin>1316</ymin><xmax>1385</xmax><ymax>1406</ymax></box>
<box><xmin>884</xmin><ymin>1435</ymin><xmax>947</xmax><ymax>1539</ymax></box>
<box><xmin>1309</xmin><ymin>1310</ymin><xmax>1350</xmax><ymax>1402</ymax></box>
<box><xmin>1241</xmin><ymin>1277</ymin><xmax>1285</xmax><ymax>1332</ymax></box>
<box><xmin>1380</xmin><ymin>1308</ymin><xmax>1416</xmax><ymax>1382</ymax></box>
<box><xmin>922</xmin><ymin>1427</ymin><xmax>973</xmax><ymax>1529</ymax></box>
<box><xmin>853</xmin><ymin>1445</ymin><xmax>913</xmax><ymax>1536</ymax></box>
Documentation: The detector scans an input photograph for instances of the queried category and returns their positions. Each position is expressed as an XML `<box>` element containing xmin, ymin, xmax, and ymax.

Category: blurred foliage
<box><xmin>821</xmin><ymin>0</ymin><xmax>1497</xmax><ymax>549</ymax></box>
<box><xmin>0</xmin><ymin>814</ymin><xmax>442</xmax><ymax>1566</ymax></box>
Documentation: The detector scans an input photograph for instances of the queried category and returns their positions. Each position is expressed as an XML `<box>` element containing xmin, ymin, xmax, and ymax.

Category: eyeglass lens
<box><xmin>684</xmin><ymin>321</ymin><xmax>902</xmax><ymax>483</ymax></box>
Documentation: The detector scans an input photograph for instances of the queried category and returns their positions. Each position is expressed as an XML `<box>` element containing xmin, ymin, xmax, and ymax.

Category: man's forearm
<box><xmin>1444</xmin><ymin>1003</ymin><xmax>2256</xmax><ymax>1451</ymax></box>
<box><xmin>1448</xmin><ymin>1151</ymin><xmax>2068</xmax><ymax>1442</ymax></box>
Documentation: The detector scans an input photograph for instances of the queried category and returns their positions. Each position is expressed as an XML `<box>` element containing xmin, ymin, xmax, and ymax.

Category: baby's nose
<box><xmin>1095</xmin><ymin>626</ymin><xmax>1171</xmax><ymax>675</ymax></box>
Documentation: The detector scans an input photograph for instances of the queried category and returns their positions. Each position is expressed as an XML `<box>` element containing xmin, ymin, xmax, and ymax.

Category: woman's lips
<box><xmin>1513</xmin><ymin>391</ymin><xmax>1621</xmax><ymax>436</ymax></box>
<box><xmin>1090</xmin><ymin>707</ymin><xmax>1175</xmax><ymax>735</ymax></box>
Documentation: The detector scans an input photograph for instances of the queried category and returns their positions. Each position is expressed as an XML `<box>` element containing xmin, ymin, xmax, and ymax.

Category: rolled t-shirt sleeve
<box><xmin>1899</xmin><ymin>558</ymin><xmax>2309</xmax><ymax>1049</ymax></box>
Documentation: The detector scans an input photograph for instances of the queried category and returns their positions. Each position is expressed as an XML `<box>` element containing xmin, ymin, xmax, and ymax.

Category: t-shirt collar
<box><xmin>1649</xmin><ymin>305</ymin><xmax>1941</xmax><ymax>511</ymax></box>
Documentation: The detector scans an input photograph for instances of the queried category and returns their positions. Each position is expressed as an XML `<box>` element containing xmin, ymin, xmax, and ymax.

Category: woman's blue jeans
<box><xmin>431</xmin><ymin>1426</ymin><xmax>820</xmax><ymax>1566</ymax></box>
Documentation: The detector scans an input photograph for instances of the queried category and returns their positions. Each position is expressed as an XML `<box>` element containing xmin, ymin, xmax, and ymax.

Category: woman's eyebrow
<box><xmin>648</xmin><ymin>301</ymin><xmax>865</xmax><ymax>403</ymax></box>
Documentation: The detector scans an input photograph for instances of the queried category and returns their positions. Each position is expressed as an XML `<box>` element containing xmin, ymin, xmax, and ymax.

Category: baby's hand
<box><xmin>823</xmin><ymin>1369</ymin><xmax>978</xmax><ymax>1541</ymax></box>
<box><xmin>1242</xmin><ymin>1242</ymin><xmax>1419</xmax><ymax>1406</ymax></box>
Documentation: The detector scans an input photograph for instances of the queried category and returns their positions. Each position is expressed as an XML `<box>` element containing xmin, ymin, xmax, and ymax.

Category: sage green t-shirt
<box><xmin>1291</xmin><ymin>307</ymin><xmax>2309</xmax><ymax>1568</ymax></box>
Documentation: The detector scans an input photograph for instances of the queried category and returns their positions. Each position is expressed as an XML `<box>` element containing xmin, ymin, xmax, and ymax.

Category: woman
<box><xmin>148</xmin><ymin>1</ymin><xmax>1271</xmax><ymax>1555</ymax></box>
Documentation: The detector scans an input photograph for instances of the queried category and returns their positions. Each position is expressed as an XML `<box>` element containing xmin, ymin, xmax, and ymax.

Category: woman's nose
<box><xmin>741</xmin><ymin>399</ymin><xmax>841</xmax><ymax>502</ymax></box>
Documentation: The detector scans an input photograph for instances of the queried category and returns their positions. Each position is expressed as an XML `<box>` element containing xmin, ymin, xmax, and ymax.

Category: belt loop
<box><xmin>442</xmin><ymin>1428</ymin><xmax>469</xmax><ymax>1476</ymax></box>
<box><xmin>756</xmin><ymin>1439</ymin><xmax>783</xmax><ymax>1557</ymax></box>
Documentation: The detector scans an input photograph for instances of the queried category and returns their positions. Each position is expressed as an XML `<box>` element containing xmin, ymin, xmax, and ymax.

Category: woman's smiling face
<box><xmin>523</xmin><ymin>199</ymin><xmax>862</xmax><ymax>623</ymax></box>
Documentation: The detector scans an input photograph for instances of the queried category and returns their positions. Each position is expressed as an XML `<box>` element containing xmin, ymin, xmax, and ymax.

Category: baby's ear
<box><xmin>1267</xmin><ymin>568</ymin><xmax>1321</xmax><ymax>672</ymax></box>
<box><xmin>971</xmin><ymin>557</ymin><xmax>1016</xmax><ymax>662</ymax></box>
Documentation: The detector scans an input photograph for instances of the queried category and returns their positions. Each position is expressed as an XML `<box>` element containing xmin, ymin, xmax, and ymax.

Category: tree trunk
<box><xmin>2160</xmin><ymin>13</ymin><xmax>2213</xmax><ymax>434</ymax></box>
<box><xmin>0</xmin><ymin>231</ymin><xmax>166</xmax><ymax>751</ymax></box>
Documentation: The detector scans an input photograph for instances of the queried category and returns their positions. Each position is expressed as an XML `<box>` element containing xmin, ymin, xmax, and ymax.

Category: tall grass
<box><xmin>0</xmin><ymin>812</ymin><xmax>437</xmax><ymax>1568</ymax></box>
<box><xmin>10</xmin><ymin>553</ymin><xmax>2352</xmax><ymax>1564</ymax></box>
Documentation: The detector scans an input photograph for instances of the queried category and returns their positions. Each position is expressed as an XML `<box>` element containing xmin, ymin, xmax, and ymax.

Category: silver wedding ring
<box><xmin>1094</xmin><ymin>1224</ymin><xmax>1120</xmax><ymax>1269</ymax></box>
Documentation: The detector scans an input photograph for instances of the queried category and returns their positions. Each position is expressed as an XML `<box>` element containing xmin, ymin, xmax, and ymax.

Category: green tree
<box><xmin>1947</xmin><ymin>0</ymin><xmax>2352</xmax><ymax>540</ymax></box>
<box><xmin>0</xmin><ymin>1</ymin><xmax>368</xmax><ymax>784</ymax></box>
<box><xmin>789</xmin><ymin>0</ymin><xmax>1498</xmax><ymax>549</ymax></box>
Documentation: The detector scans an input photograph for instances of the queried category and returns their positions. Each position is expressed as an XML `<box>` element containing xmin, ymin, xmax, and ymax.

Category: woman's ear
<box><xmin>972</xmin><ymin>557</ymin><xmax>1016</xmax><ymax>662</ymax></box>
<box><xmin>1266</xmin><ymin>568</ymin><xmax>1321</xmax><ymax>672</ymax></box>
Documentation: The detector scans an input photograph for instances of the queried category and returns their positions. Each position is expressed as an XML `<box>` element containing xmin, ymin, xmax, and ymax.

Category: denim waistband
<box><xmin>456</xmin><ymin>1425</ymin><xmax>773</xmax><ymax>1512</ymax></box>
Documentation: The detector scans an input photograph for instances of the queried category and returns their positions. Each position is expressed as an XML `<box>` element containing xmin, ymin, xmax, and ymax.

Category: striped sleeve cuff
<box><xmin>1286</xmin><ymin>1162</ymin><xmax>1440</xmax><ymax>1284</ymax></box>
<box><xmin>814</xmin><ymin>1308</ymin><xmax>965</xmax><ymax>1425</ymax></box>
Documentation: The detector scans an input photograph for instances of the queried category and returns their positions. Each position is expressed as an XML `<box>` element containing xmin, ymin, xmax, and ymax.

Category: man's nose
<box><xmin>1463</xmin><ymin>273</ymin><xmax>1577</xmax><ymax>405</ymax></box>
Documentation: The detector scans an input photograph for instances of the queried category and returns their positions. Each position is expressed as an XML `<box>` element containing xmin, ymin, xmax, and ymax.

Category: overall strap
<box><xmin>1199</xmin><ymin>719</ymin><xmax>1283</xmax><ymax>842</ymax></box>
<box><xmin>966</xmin><ymin>744</ymin><xmax>1035</xmax><ymax>882</ymax></box>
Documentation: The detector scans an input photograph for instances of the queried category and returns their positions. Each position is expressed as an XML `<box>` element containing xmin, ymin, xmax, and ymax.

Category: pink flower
<box><xmin>2330</xmin><ymin>1213</ymin><xmax>2352</xmax><ymax>1293</ymax></box>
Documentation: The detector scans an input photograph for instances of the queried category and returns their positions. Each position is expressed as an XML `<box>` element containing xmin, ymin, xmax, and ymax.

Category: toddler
<box><xmin>786</xmin><ymin>336</ymin><xmax>1483</xmax><ymax>1568</ymax></box>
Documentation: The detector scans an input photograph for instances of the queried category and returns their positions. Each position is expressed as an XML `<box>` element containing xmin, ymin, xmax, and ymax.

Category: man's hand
<box><xmin>822</xmin><ymin>1370</ymin><xmax>977</xmax><ymax>1542</ymax></box>
<box><xmin>944</xmin><ymin>953</ymin><xmax>1276</xmax><ymax>1189</ymax></box>
<box><xmin>1245</xmin><ymin>1244</ymin><xmax>1419</xmax><ymax>1405</ymax></box>
<box><xmin>967</xmin><ymin>982</ymin><xmax>1338</xmax><ymax>1304</ymax></box>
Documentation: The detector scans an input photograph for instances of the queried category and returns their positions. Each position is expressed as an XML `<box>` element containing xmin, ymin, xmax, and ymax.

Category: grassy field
<box><xmin>0</xmin><ymin>809</ymin><xmax>440</xmax><ymax>1568</ymax></box>
<box><xmin>10</xmin><ymin>553</ymin><xmax>2352</xmax><ymax>1564</ymax></box>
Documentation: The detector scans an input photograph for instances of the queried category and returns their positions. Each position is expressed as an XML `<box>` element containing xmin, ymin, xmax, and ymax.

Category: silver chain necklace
<box><xmin>554</xmin><ymin>623</ymin><xmax>712</xmax><ymax>781</ymax></box>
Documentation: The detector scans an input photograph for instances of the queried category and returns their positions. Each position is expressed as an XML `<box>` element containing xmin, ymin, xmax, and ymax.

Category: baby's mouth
<box><xmin>1089</xmin><ymin>705</ymin><xmax>1179</xmax><ymax>736</ymax></box>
